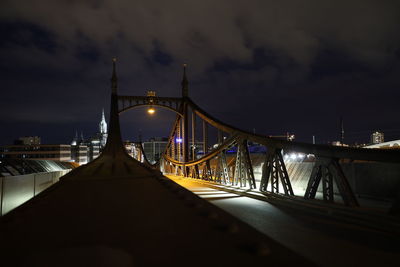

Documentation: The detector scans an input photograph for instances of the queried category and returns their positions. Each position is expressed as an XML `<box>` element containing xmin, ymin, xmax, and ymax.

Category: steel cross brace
<box><xmin>260</xmin><ymin>147</ymin><xmax>294</xmax><ymax>195</ymax></box>
<box><xmin>194</xmin><ymin>165</ymin><xmax>200</xmax><ymax>178</ymax></box>
<box><xmin>188</xmin><ymin>165</ymin><xmax>199</xmax><ymax>178</ymax></box>
<box><xmin>304</xmin><ymin>157</ymin><xmax>359</xmax><ymax>206</ymax></box>
<box><xmin>233</xmin><ymin>139</ymin><xmax>256</xmax><ymax>189</ymax></box>
<box><xmin>201</xmin><ymin>161</ymin><xmax>212</xmax><ymax>181</ymax></box>
<box><xmin>215</xmin><ymin>151</ymin><xmax>229</xmax><ymax>184</ymax></box>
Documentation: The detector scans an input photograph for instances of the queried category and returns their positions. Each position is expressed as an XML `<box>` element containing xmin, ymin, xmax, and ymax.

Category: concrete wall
<box><xmin>0</xmin><ymin>170</ymin><xmax>70</xmax><ymax>215</ymax></box>
<box><xmin>341</xmin><ymin>162</ymin><xmax>400</xmax><ymax>200</ymax></box>
<box><xmin>254</xmin><ymin>159</ymin><xmax>400</xmax><ymax>201</ymax></box>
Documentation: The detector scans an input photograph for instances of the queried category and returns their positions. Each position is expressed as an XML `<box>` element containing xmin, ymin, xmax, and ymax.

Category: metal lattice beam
<box><xmin>260</xmin><ymin>147</ymin><xmax>294</xmax><ymax>195</ymax></box>
<box><xmin>118</xmin><ymin>95</ymin><xmax>183</xmax><ymax>116</ymax></box>
<box><xmin>304</xmin><ymin>157</ymin><xmax>359</xmax><ymax>206</ymax></box>
<box><xmin>233</xmin><ymin>139</ymin><xmax>256</xmax><ymax>189</ymax></box>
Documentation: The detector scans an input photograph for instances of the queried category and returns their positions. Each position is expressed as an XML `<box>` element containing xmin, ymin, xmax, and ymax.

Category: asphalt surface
<box><xmin>168</xmin><ymin>175</ymin><xmax>400</xmax><ymax>267</ymax></box>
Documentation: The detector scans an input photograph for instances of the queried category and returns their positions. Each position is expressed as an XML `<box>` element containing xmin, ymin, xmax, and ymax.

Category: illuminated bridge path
<box><xmin>1</xmin><ymin>59</ymin><xmax>400</xmax><ymax>266</ymax></box>
<box><xmin>168</xmin><ymin>175</ymin><xmax>400</xmax><ymax>266</ymax></box>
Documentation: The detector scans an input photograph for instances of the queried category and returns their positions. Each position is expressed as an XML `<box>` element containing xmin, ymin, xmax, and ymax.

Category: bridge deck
<box><xmin>168</xmin><ymin>175</ymin><xmax>400</xmax><ymax>266</ymax></box>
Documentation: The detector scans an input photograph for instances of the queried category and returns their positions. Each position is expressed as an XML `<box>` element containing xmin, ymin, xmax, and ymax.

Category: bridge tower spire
<box><xmin>102</xmin><ymin>57</ymin><xmax>126</xmax><ymax>156</ymax></box>
<box><xmin>111</xmin><ymin>57</ymin><xmax>118</xmax><ymax>94</ymax></box>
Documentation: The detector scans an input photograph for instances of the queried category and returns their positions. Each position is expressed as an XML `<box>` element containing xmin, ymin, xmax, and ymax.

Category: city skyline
<box><xmin>1</xmin><ymin>1</ymin><xmax>400</xmax><ymax>145</ymax></box>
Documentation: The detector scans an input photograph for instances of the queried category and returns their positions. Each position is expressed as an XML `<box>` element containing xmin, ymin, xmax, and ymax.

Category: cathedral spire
<box><xmin>111</xmin><ymin>57</ymin><xmax>118</xmax><ymax>94</ymax></box>
<box><xmin>99</xmin><ymin>108</ymin><xmax>108</xmax><ymax>148</ymax></box>
<box><xmin>181</xmin><ymin>63</ymin><xmax>188</xmax><ymax>97</ymax></box>
<box><xmin>99</xmin><ymin>108</ymin><xmax>108</xmax><ymax>135</ymax></box>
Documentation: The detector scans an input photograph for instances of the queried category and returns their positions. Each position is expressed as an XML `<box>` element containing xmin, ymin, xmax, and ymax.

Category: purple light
<box><xmin>176</xmin><ymin>138</ymin><xmax>183</xmax><ymax>143</ymax></box>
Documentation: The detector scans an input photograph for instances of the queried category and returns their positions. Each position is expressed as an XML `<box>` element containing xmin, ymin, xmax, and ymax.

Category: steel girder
<box><xmin>260</xmin><ymin>147</ymin><xmax>294</xmax><ymax>195</ymax></box>
<box><xmin>201</xmin><ymin>161</ymin><xmax>212</xmax><ymax>181</ymax></box>
<box><xmin>186</xmin><ymin>97</ymin><xmax>400</xmax><ymax>163</ymax></box>
<box><xmin>304</xmin><ymin>157</ymin><xmax>359</xmax><ymax>206</ymax></box>
<box><xmin>215</xmin><ymin>151</ymin><xmax>229</xmax><ymax>184</ymax></box>
<box><xmin>163</xmin><ymin>133</ymin><xmax>238</xmax><ymax>167</ymax></box>
<box><xmin>118</xmin><ymin>95</ymin><xmax>183</xmax><ymax>116</ymax></box>
<box><xmin>186</xmin><ymin>165</ymin><xmax>199</xmax><ymax>179</ymax></box>
<box><xmin>233</xmin><ymin>139</ymin><xmax>256</xmax><ymax>189</ymax></box>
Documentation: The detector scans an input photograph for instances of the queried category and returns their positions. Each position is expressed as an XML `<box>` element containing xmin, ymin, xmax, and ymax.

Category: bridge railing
<box><xmin>159</xmin><ymin>96</ymin><xmax>400</xmax><ymax>211</ymax></box>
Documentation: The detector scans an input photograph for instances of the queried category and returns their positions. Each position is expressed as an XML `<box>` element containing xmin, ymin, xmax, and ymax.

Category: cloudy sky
<box><xmin>0</xmin><ymin>0</ymin><xmax>399</xmax><ymax>145</ymax></box>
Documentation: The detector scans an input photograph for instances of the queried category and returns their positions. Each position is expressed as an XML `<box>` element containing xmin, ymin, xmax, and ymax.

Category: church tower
<box><xmin>71</xmin><ymin>131</ymin><xmax>78</xmax><ymax>146</ymax></box>
<box><xmin>99</xmin><ymin>109</ymin><xmax>108</xmax><ymax>148</ymax></box>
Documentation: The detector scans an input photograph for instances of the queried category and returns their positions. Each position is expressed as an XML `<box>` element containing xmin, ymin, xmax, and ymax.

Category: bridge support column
<box><xmin>202</xmin><ymin>161</ymin><xmax>212</xmax><ymax>181</ymax></box>
<box><xmin>233</xmin><ymin>139</ymin><xmax>256</xmax><ymax>189</ymax></box>
<box><xmin>203</xmin><ymin>121</ymin><xmax>208</xmax><ymax>155</ymax></box>
<box><xmin>192</xmin><ymin>112</ymin><xmax>196</xmax><ymax>161</ymax></box>
<box><xmin>176</xmin><ymin>120</ymin><xmax>181</xmax><ymax>162</ymax></box>
<box><xmin>215</xmin><ymin>151</ymin><xmax>229</xmax><ymax>184</ymax></box>
<box><xmin>220</xmin><ymin>152</ymin><xmax>229</xmax><ymax>184</ymax></box>
<box><xmin>182</xmin><ymin>102</ymin><xmax>189</xmax><ymax>176</ymax></box>
<box><xmin>304</xmin><ymin>157</ymin><xmax>359</xmax><ymax>206</ymax></box>
<box><xmin>260</xmin><ymin>147</ymin><xmax>294</xmax><ymax>195</ymax></box>
<box><xmin>189</xmin><ymin>165</ymin><xmax>199</xmax><ymax>178</ymax></box>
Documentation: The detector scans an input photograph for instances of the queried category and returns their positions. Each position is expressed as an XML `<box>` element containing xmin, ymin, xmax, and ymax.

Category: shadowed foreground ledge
<box><xmin>0</xmin><ymin>155</ymin><xmax>313</xmax><ymax>266</ymax></box>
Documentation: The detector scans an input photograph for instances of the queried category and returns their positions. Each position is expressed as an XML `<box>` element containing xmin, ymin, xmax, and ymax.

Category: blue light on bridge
<box><xmin>176</xmin><ymin>138</ymin><xmax>183</xmax><ymax>143</ymax></box>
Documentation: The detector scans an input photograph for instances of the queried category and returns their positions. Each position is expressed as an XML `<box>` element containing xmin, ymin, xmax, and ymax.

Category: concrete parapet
<box><xmin>0</xmin><ymin>169</ymin><xmax>70</xmax><ymax>215</ymax></box>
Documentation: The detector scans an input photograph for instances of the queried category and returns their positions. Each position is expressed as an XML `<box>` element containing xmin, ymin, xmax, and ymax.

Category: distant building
<box><xmin>70</xmin><ymin>132</ymin><xmax>100</xmax><ymax>165</ymax></box>
<box><xmin>14</xmin><ymin>136</ymin><xmax>41</xmax><ymax>145</ymax></box>
<box><xmin>71</xmin><ymin>144</ymin><xmax>88</xmax><ymax>165</ymax></box>
<box><xmin>87</xmin><ymin>139</ymin><xmax>101</xmax><ymax>161</ymax></box>
<box><xmin>331</xmin><ymin>141</ymin><xmax>349</xmax><ymax>147</ymax></box>
<box><xmin>124</xmin><ymin>141</ymin><xmax>136</xmax><ymax>158</ymax></box>
<box><xmin>147</xmin><ymin>137</ymin><xmax>204</xmax><ymax>162</ymax></box>
<box><xmin>143</xmin><ymin>137</ymin><xmax>168</xmax><ymax>164</ymax></box>
<box><xmin>371</xmin><ymin>131</ymin><xmax>384</xmax><ymax>144</ymax></box>
<box><xmin>0</xmin><ymin>144</ymin><xmax>71</xmax><ymax>161</ymax></box>
<box><xmin>70</xmin><ymin>109</ymin><xmax>107</xmax><ymax>165</ymax></box>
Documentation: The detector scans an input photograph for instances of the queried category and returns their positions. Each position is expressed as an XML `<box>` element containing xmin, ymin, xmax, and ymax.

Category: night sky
<box><xmin>1</xmin><ymin>0</ymin><xmax>400</xmax><ymax>145</ymax></box>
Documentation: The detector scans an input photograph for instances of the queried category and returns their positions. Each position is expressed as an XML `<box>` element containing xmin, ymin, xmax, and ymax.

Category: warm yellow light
<box><xmin>147</xmin><ymin>107</ymin><xmax>155</xmax><ymax>114</ymax></box>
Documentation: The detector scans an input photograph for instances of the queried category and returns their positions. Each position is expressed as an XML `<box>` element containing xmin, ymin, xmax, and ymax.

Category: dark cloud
<box><xmin>0</xmin><ymin>0</ymin><xmax>399</xmax><ymax>145</ymax></box>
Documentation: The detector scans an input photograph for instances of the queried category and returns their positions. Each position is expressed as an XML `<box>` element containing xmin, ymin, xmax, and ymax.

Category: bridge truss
<box><xmin>117</xmin><ymin>64</ymin><xmax>400</xmax><ymax>210</ymax></box>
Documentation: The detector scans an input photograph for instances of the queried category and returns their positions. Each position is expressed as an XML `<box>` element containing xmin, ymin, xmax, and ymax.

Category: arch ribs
<box><xmin>118</xmin><ymin>95</ymin><xmax>183</xmax><ymax>116</ymax></box>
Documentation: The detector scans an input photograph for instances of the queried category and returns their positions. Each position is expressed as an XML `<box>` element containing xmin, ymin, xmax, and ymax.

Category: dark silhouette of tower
<box><xmin>340</xmin><ymin>117</ymin><xmax>344</xmax><ymax>145</ymax></box>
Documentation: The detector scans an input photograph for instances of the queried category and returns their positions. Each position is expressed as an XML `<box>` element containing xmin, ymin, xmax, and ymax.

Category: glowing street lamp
<box><xmin>147</xmin><ymin>107</ymin><xmax>155</xmax><ymax>115</ymax></box>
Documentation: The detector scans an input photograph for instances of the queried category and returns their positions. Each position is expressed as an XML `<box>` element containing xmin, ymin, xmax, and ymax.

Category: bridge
<box><xmin>0</xmin><ymin>59</ymin><xmax>399</xmax><ymax>266</ymax></box>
